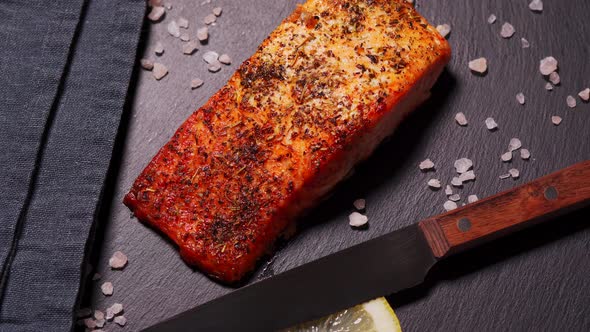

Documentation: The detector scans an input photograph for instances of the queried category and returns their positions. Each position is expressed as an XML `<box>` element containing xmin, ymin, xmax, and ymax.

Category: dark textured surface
<box><xmin>84</xmin><ymin>0</ymin><xmax>590</xmax><ymax>331</ymax></box>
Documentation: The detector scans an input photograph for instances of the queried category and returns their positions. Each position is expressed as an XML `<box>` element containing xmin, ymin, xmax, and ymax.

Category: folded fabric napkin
<box><xmin>0</xmin><ymin>0</ymin><xmax>145</xmax><ymax>330</ymax></box>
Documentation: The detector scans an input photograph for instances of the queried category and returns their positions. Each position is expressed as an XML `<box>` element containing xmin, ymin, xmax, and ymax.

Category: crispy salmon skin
<box><xmin>124</xmin><ymin>0</ymin><xmax>451</xmax><ymax>283</ymax></box>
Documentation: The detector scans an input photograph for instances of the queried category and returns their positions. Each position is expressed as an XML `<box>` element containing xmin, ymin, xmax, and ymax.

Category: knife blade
<box><xmin>144</xmin><ymin>160</ymin><xmax>590</xmax><ymax>332</ymax></box>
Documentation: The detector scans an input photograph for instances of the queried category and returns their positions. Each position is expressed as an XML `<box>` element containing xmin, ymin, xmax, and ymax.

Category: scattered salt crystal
<box><xmin>106</xmin><ymin>309</ymin><xmax>114</xmax><ymax>321</ymax></box>
<box><xmin>76</xmin><ymin>308</ymin><xmax>92</xmax><ymax>318</ymax></box>
<box><xmin>154</xmin><ymin>42</ymin><xmax>164</xmax><ymax>55</ymax></box>
<box><xmin>444</xmin><ymin>201</ymin><xmax>458</xmax><ymax>211</ymax></box>
<box><xmin>110</xmin><ymin>303</ymin><xmax>124</xmax><ymax>316</ymax></box>
<box><xmin>549</xmin><ymin>72</ymin><xmax>560</xmax><ymax>85</ymax></box>
<box><xmin>213</xmin><ymin>7</ymin><xmax>223</xmax><ymax>16</ymax></box>
<box><xmin>501</xmin><ymin>151</ymin><xmax>512</xmax><ymax>162</ymax></box>
<box><xmin>521</xmin><ymin>38</ymin><xmax>530</xmax><ymax>48</ymax></box>
<box><xmin>545</xmin><ymin>82</ymin><xmax>553</xmax><ymax>91</ymax></box>
<box><xmin>520</xmin><ymin>149</ymin><xmax>531</xmax><ymax>160</ymax></box>
<box><xmin>140</xmin><ymin>59</ymin><xmax>153</xmax><ymax>70</ymax></box>
<box><xmin>509</xmin><ymin>168</ymin><xmax>520</xmax><ymax>178</ymax></box>
<box><xmin>500</xmin><ymin>22</ymin><xmax>515</xmax><ymax>38</ymax></box>
<box><xmin>178</xmin><ymin>17</ymin><xmax>189</xmax><ymax>28</ymax></box>
<box><xmin>208</xmin><ymin>61</ymin><xmax>222</xmax><ymax>73</ymax></box>
<box><xmin>566</xmin><ymin>95</ymin><xmax>577</xmax><ymax>108</ymax></box>
<box><xmin>95</xmin><ymin>319</ymin><xmax>105</xmax><ymax>328</ymax></box>
<box><xmin>203</xmin><ymin>51</ymin><xmax>219</xmax><ymax>64</ymax></box>
<box><xmin>428</xmin><ymin>179</ymin><xmax>441</xmax><ymax>189</ymax></box>
<box><xmin>516</xmin><ymin>92</ymin><xmax>525</xmax><ymax>105</ymax></box>
<box><xmin>94</xmin><ymin>310</ymin><xmax>105</xmax><ymax>321</ymax></box>
<box><xmin>419</xmin><ymin>158</ymin><xmax>435</xmax><ymax>171</ymax></box>
<box><xmin>468</xmin><ymin>57</ymin><xmax>487</xmax><ymax>74</ymax></box>
<box><xmin>219</xmin><ymin>54</ymin><xmax>232</xmax><ymax>65</ymax></box>
<box><xmin>183</xmin><ymin>41</ymin><xmax>199</xmax><ymax>55</ymax></box>
<box><xmin>204</xmin><ymin>14</ymin><xmax>216</xmax><ymax>25</ymax></box>
<box><xmin>454</xmin><ymin>158</ymin><xmax>473</xmax><ymax>174</ymax></box>
<box><xmin>529</xmin><ymin>0</ymin><xmax>543</xmax><ymax>12</ymax></box>
<box><xmin>449</xmin><ymin>194</ymin><xmax>460</xmax><ymax>202</ymax></box>
<box><xmin>509</xmin><ymin>138</ymin><xmax>522</xmax><ymax>151</ymax></box>
<box><xmin>109</xmin><ymin>251</ymin><xmax>128</xmax><ymax>270</ymax></box>
<box><xmin>180</xmin><ymin>33</ymin><xmax>190</xmax><ymax>41</ymax></box>
<box><xmin>197</xmin><ymin>27</ymin><xmax>209</xmax><ymax>42</ymax></box>
<box><xmin>167</xmin><ymin>21</ymin><xmax>180</xmax><ymax>37</ymax></box>
<box><xmin>114</xmin><ymin>316</ymin><xmax>127</xmax><ymax>326</ymax></box>
<box><xmin>445</xmin><ymin>185</ymin><xmax>453</xmax><ymax>196</ymax></box>
<box><xmin>551</xmin><ymin>115</ymin><xmax>562</xmax><ymax>125</ymax></box>
<box><xmin>539</xmin><ymin>56</ymin><xmax>558</xmax><ymax>76</ymax></box>
<box><xmin>148</xmin><ymin>6</ymin><xmax>165</xmax><ymax>22</ymax></box>
<box><xmin>436</xmin><ymin>24</ymin><xmax>451</xmax><ymax>38</ymax></box>
<box><xmin>84</xmin><ymin>318</ymin><xmax>97</xmax><ymax>329</ymax></box>
<box><xmin>499</xmin><ymin>173</ymin><xmax>510</xmax><ymax>179</ymax></box>
<box><xmin>451</xmin><ymin>177</ymin><xmax>463</xmax><ymax>187</ymax></box>
<box><xmin>579</xmin><ymin>88</ymin><xmax>590</xmax><ymax>101</ymax></box>
<box><xmin>191</xmin><ymin>78</ymin><xmax>204</xmax><ymax>89</ymax></box>
<box><xmin>455</xmin><ymin>112</ymin><xmax>468</xmax><ymax>126</ymax></box>
<box><xmin>467</xmin><ymin>195</ymin><xmax>479</xmax><ymax>203</ymax></box>
<box><xmin>353</xmin><ymin>199</ymin><xmax>366</xmax><ymax>210</ymax></box>
<box><xmin>458</xmin><ymin>170</ymin><xmax>475</xmax><ymax>183</ymax></box>
<box><xmin>485</xmin><ymin>117</ymin><xmax>498</xmax><ymax>130</ymax></box>
<box><xmin>487</xmin><ymin>14</ymin><xmax>497</xmax><ymax>24</ymax></box>
<box><xmin>349</xmin><ymin>212</ymin><xmax>368</xmax><ymax>227</ymax></box>
<box><xmin>101</xmin><ymin>282</ymin><xmax>114</xmax><ymax>296</ymax></box>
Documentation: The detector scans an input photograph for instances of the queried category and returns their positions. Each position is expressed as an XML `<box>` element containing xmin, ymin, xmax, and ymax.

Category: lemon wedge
<box><xmin>283</xmin><ymin>297</ymin><xmax>401</xmax><ymax>332</ymax></box>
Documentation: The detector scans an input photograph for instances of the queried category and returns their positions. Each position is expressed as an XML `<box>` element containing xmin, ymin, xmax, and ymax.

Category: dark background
<box><xmin>81</xmin><ymin>0</ymin><xmax>590</xmax><ymax>331</ymax></box>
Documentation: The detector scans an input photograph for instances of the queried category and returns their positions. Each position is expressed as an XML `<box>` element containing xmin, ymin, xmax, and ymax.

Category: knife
<box><xmin>144</xmin><ymin>160</ymin><xmax>590</xmax><ymax>332</ymax></box>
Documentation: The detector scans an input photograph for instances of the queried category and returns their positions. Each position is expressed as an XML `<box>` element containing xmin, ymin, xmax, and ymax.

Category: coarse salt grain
<box><xmin>509</xmin><ymin>168</ymin><xmax>520</xmax><ymax>178</ymax></box>
<box><xmin>204</xmin><ymin>13</ymin><xmax>216</xmax><ymax>25</ymax></box>
<box><xmin>444</xmin><ymin>201</ymin><xmax>458</xmax><ymax>211</ymax></box>
<box><xmin>114</xmin><ymin>316</ymin><xmax>127</xmax><ymax>326</ymax></box>
<box><xmin>485</xmin><ymin>117</ymin><xmax>498</xmax><ymax>130</ymax></box>
<box><xmin>353</xmin><ymin>198</ymin><xmax>366</xmax><ymax>210</ymax></box>
<box><xmin>148</xmin><ymin>6</ymin><xmax>165</xmax><ymax>22</ymax></box>
<box><xmin>197</xmin><ymin>27</ymin><xmax>209</xmax><ymax>42</ymax></box>
<box><xmin>455</xmin><ymin>112</ymin><xmax>468</xmax><ymax>126</ymax></box>
<box><xmin>579</xmin><ymin>88</ymin><xmax>590</xmax><ymax>101</ymax></box>
<box><xmin>458</xmin><ymin>170</ymin><xmax>475</xmax><ymax>183</ymax></box>
<box><xmin>467</xmin><ymin>195</ymin><xmax>479</xmax><ymax>203</ymax></box>
<box><xmin>84</xmin><ymin>318</ymin><xmax>97</xmax><ymax>329</ymax></box>
<box><xmin>549</xmin><ymin>72</ymin><xmax>560</xmax><ymax>85</ymax></box>
<box><xmin>95</xmin><ymin>319</ymin><xmax>105</xmax><ymax>328</ymax></box>
<box><xmin>566</xmin><ymin>95</ymin><xmax>577</xmax><ymax>108</ymax></box>
<box><xmin>101</xmin><ymin>282</ymin><xmax>113</xmax><ymax>296</ymax></box>
<box><xmin>445</xmin><ymin>185</ymin><xmax>453</xmax><ymax>196</ymax></box>
<box><xmin>469</xmin><ymin>57</ymin><xmax>487</xmax><ymax>74</ymax></box>
<box><xmin>428</xmin><ymin>179</ymin><xmax>441</xmax><ymax>189</ymax></box>
<box><xmin>529</xmin><ymin>0</ymin><xmax>543</xmax><ymax>12</ymax></box>
<box><xmin>451</xmin><ymin>177</ymin><xmax>463</xmax><ymax>187</ymax></box>
<box><xmin>213</xmin><ymin>7</ymin><xmax>223</xmax><ymax>16</ymax></box>
<box><xmin>152</xmin><ymin>63</ymin><xmax>168</xmax><ymax>80</ymax></box>
<box><xmin>509</xmin><ymin>138</ymin><xmax>522</xmax><ymax>151</ymax></box>
<box><xmin>500</xmin><ymin>22</ymin><xmax>515</xmax><ymax>38</ymax></box>
<box><xmin>487</xmin><ymin>14</ymin><xmax>497</xmax><ymax>24</ymax></box>
<box><xmin>539</xmin><ymin>56</ymin><xmax>558</xmax><ymax>75</ymax></box>
<box><xmin>419</xmin><ymin>158</ymin><xmax>435</xmax><ymax>171</ymax></box>
<box><xmin>191</xmin><ymin>78</ymin><xmax>204</xmax><ymax>89</ymax></box>
<box><xmin>140</xmin><ymin>59</ymin><xmax>154</xmax><ymax>70</ymax></box>
<box><xmin>516</xmin><ymin>92</ymin><xmax>525</xmax><ymax>105</ymax></box>
<box><xmin>109</xmin><ymin>251</ymin><xmax>127</xmax><ymax>270</ymax></box>
<box><xmin>183</xmin><ymin>41</ymin><xmax>199</xmax><ymax>55</ymax></box>
<box><xmin>202</xmin><ymin>51</ymin><xmax>219</xmax><ymax>64</ymax></box>
<box><xmin>178</xmin><ymin>17</ymin><xmax>189</xmax><ymax>28</ymax></box>
<box><xmin>520</xmin><ymin>149</ymin><xmax>531</xmax><ymax>160</ymax></box>
<box><xmin>449</xmin><ymin>194</ymin><xmax>460</xmax><ymax>202</ymax></box>
<box><xmin>349</xmin><ymin>212</ymin><xmax>368</xmax><ymax>227</ymax></box>
<box><xmin>454</xmin><ymin>158</ymin><xmax>473</xmax><ymax>174</ymax></box>
<box><xmin>94</xmin><ymin>310</ymin><xmax>105</xmax><ymax>321</ymax></box>
<box><xmin>180</xmin><ymin>33</ymin><xmax>190</xmax><ymax>41</ymax></box>
<box><xmin>521</xmin><ymin>38</ymin><xmax>530</xmax><ymax>48</ymax></box>
<box><xmin>208</xmin><ymin>61</ymin><xmax>222</xmax><ymax>73</ymax></box>
<box><xmin>551</xmin><ymin>115</ymin><xmax>562</xmax><ymax>125</ymax></box>
<box><xmin>545</xmin><ymin>82</ymin><xmax>553</xmax><ymax>91</ymax></box>
<box><xmin>167</xmin><ymin>21</ymin><xmax>180</xmax><ymax>37</ymax></box>
<box><xmin>154</xmin><ymin>42</ymin><xmax>164</xmax><ymax>55</ymax></box>
<box><xmin>499</xmin><ymin>173</ymin><xmax>510</xmax><ymax>179</ymax></box>
<box><xmin>436</xmin><ymin>24</ymin><xmax>451</xmax><ymax>38</ymax></box>
<box><xmin>501</xmin><ymin>151</ymin><xmax>512</xmax><ymax>162</ymax></box>
<box><xmin>219</xmin><ymin>54</ymin><xmax>232</xmax><ymax>65</ymax></box>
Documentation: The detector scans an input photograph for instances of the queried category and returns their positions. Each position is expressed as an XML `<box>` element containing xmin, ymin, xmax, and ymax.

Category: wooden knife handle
<box><xmin>418</xmin><ymin>160</ymin><xmax>590</xmax><ymax>259</ymax></box>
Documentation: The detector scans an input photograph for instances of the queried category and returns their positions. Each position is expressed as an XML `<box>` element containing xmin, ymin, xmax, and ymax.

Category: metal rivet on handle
<box><xmin>544</xmin><ymin>186</ymin><xmax>558</xmax><ymax>200</ymax></box>
<box><xmin>457</xmin><ymin>218</ymin><xmax>472</xmax><ymax>232</ymax></box>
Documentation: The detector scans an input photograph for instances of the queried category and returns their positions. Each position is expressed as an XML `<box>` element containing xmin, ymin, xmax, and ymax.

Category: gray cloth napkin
<box><xmin>0</xmin><ymin>0</ymin><xmax>145</xmax><ymax>330</ymax></box>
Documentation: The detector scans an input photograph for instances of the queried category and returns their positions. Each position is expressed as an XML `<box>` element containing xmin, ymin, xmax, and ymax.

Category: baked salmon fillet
<box><xmin>125</xmin><ymin>0</ymin><xmax>451</xmax><ymax>283</ymax></box>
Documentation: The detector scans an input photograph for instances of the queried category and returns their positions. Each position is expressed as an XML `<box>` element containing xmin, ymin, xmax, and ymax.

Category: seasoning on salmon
<box><xmin>124</xmin><ymin>0</ymin><xmax>451</xmax><ymax>283</ymax></box>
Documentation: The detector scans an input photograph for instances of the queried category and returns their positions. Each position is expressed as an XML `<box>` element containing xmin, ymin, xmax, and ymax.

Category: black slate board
<box><xmin>81</xmin><ymin>0</ymin><xmax>590</xmax><ymax>331</ymax></box>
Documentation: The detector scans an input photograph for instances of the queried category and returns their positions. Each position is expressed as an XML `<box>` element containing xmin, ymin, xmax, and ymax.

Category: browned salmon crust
<box><xmin>124</xmin><ymin>0</ymin><xmax>451</xmax><ymax>283</ymax></box>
